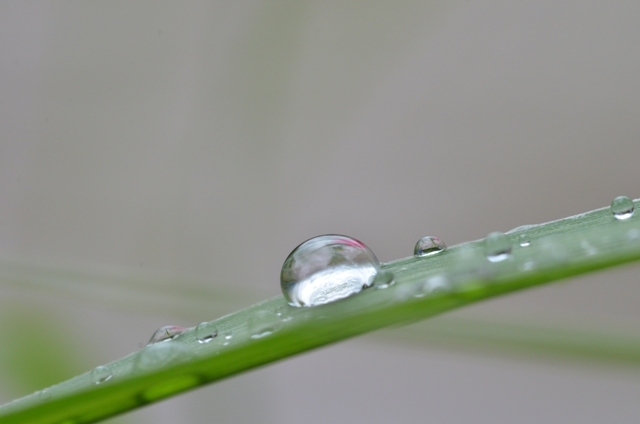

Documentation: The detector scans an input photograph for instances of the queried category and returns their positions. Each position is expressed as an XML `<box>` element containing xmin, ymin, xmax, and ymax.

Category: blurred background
<box><xmin>1</xmin><ymin>1</ymin><xmax>640</xmax><ymax>423</ymax></box>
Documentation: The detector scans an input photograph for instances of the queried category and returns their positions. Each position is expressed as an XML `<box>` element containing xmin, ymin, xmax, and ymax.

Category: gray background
<box><xmin>1</xmin><ymin>1</ymin><xmax>640</xmax><ymax>423</ymax></box>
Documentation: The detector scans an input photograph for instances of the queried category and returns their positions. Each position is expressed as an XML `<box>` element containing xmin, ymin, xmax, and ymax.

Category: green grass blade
<box><xmin>378</xmin><ymin>317</ymin><xmax>640</xmax><ymax>368</ymax></box>
<box><xmin>0</xmin><ymin>259</ymin><xmax>262</xmax><ymax>318</ymax></box>
<box><xmin>1</xmin><ymin>201</ymin><xmax>639</xmax><ymax>424</ymax></box>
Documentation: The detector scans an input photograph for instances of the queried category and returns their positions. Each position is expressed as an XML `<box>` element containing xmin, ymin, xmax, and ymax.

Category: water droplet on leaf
<box><xmin>275</xmin><ymin>306</ymin><xmax>293</xmax><ymax>322</ymax></box>
<box><xmin>280</xmin><ymin>235</ymin><xmax>380</xmax><ymax>307</ymax></box>
<box><xmin>147</xmin><ymin>325</ymin><xmax>186</xmax><ymax>345</ymax></box>
<box><xmin>394</xmin><ymin>282</ymin><xmax>423</xmax><ymax>301</ymax></box>
<box><xmin>135</xmin><ymin>342</ymin><xmax>193</xmax><ymax>371</ymax></box>
<box><xmin>90</xmin><ymin>365</ymin><xmax>113</xmax><ymax>385</ymax></box>
<box><xmin>373</xmin><ymin>270</ymin><xmax>395</xmax><ymax>289</ymax></box>
<box><xmin>452</xmin><ymin>247</ymin><xmax>495</xmax><ymax>282</ymax></box>
<box><xmin>250</xmin><ymin>310</ymin><xmax>279</xmax><ymax>339</ymax></box>
<box><xmin>483</xmin><ymin>232</ymin><xmax>512</xmax><ymax>262</ymax></box>
<box><xmin>518</xmin><ymin>234</ymin><xmax>531</xmax><ymax>247</ymax></box>
<box><xmin>611</xmin><ymin>196</ymin><xmax>634</xmax><ymax>220</ymax></box>
<box><xmin>222</xmin><ymin>332</ymin><xmax>233</xmax><ymax>346</ymax></box>
<box><xmin>413</xmin><ymin>236</ymin><xmax>446</xmax><ymax>257</ymax></box>
<box><xmin>195</xmin><ymin>322</ymin><xmax>218</xmax><ymax>344</ymax></box>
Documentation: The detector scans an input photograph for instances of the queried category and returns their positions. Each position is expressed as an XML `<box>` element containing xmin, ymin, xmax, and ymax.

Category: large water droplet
<box><xmin>483</xmin><ymin>232</ymin><xmax>512</xmax><ymax>262</ymax></box>
<box><xmin>413</xmin><ymin>236</ymin><xmax>446</xmax><ymax>257</ymax></box>
<box><xmin>611</xmin><ymin>196</ymin><xmax>635</xmax><ymax>220</ymax></box>
<box><xmin>90</xmin><ymin>365</ymin><xmax>113</xmax><ymax>385</ymax></box>
<box><xmin>280</xmin><ymin>235</ymin><xmax>380</xmax><ymax>307</ymax></box>
<box><xmin>147</xmin><ymin>326</ymin><xmax>185</xmax><ymax>345</ymax></box>
<box><xmin>135</xmin><ymin>342</ymin><xmax>193</xmax><ymax>372</ymax></box>
<box><xmin>195</xmin><ymin>322</ymin><xmax>218</xmax><ymax>344</ymax></box>
<box><xmin>250</xmin><ymin>310</ymin><xmax>279</xmax><ymax>339</ymax></box>
<box><xmin>373</xmin><ymin>270</ymin><xmax>395</xmax><ymax>289</ymax></box>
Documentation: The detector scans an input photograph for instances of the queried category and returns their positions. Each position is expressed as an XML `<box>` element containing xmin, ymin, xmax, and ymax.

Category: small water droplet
<box><xmin>90</xmin><ymin>365</ymin><xmax>113</xmax><ymax>385</ymax></box>
<box><xmin>195</xmin><ymin>322</ymin><xmax>218</xmax><ymax>344</ymax></box>
<box><xmin>135</xmin><ymin>342</ymin><xmax>193</xmax><ymax>371</ymax></box>
<box><xmin>38</xmin><ymin>389</ymin><xmax>51</xmax><ymax>400</ymax></box>
<box><xmin>275</xmin><ymin>306</ymin><xmax>293</xmax><ymax>322</ymax></box>
<box><xmin>611</xmin><ymin>196</ymin><xmax>635</xmax><ymax>220</ymax></box>
<box><xmin>222</xmin><ymin>332</ymin><xmax>233</xmax><ymax>346</ymax></box>
<box><xmin>147</xmin><ymin>325</ymin><xmax>186</xmax><ymax>345</ymax></box>
<box><xmin>518</xmin><ymin>234</ymin><xmax>531</xmax><ymax>247</ymax></box>
<box><xmin>280</xmin><ymin>235</ymin><xmax>380</xmax><ymax>307</ymax></box>
<box><xmin>483</xmin><ymin>232</ymin><xmax>512</xmax><ymax>262</ymax></box>
<box><xmin>373</xmin><ymin>270</ymin><xmax>395</xmax><ymax>289</ymax></box>
<box><xmin>413</xmin><ymin>236</ymin><xmax>447</xmax><ymax>257</ymax></box>
<box><xmin>250</xmin><ymin>310</ymin><xmax>279</xmax><ymax>339</ymax></box>
<box><xmin>394</xmin><ymin>282</ymin><xmax>423</xmax><ymax>301</ymax></box>
<box><xmin>452</xmin><ymin>247</ymin><xmax>495</xmax><ymax>281</ymax></box>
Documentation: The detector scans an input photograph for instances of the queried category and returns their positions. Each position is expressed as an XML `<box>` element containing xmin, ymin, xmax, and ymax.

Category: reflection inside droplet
<box><xmin>414</xmin><ymin>236</ymin><xmax>447</xmax><ymax>257</ymax></box>
<box><xmin>281</xmin><ymin>235</ymin><xmax>380</xmax><ymax>307</ymax></box>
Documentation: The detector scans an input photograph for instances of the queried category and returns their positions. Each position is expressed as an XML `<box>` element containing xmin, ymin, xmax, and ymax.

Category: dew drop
<box><xmin>250</xmin><ymin>310</ymin><xmax>279</xmax><ymax>339</ymax></box>
<box><xmin>483</xmin><ymin>232</ymin><xmax>512</xmax><ymax>262</ymax></box>
<box><xmin>280</xmin><ymin>234</ymin><xmax>380</xmax><ymax>307</ymax></box>
<box><xmin>222</xmin><ymin>332</ymin><xmax>233</xmax><ymax>346</ymax></box>
<box><xmin>518</xmin><ymin>234</ymin><xmax>531</xmax><ymax>247</ymax></box>
<box><xmin>394</xmin><ymin>282</ymin><xmax>423</xmax><ymax>301</ymax></box>
<box><xmin>611</xmin><ymin>196</ymin><xmax>635</xmax><ymax>220</ymax></box>
<box><xmin>452</xmin><ymin>247</ymin><xmax>495</xmax><ymax>281</ymax></box>
<box><xmin>275</xmin><ymin>306</ymin><xmax>293</xmax><ymax>322</ymax></box>
<box><xmin>90</xmin><ymin>365</ymin><xmax>113</xmax><ymax>385</ymax></box>
<box><xmin>413</xmin><ymin>236</ymin><xmax>447</xmax><ymax>257</ymax></box>
<box><xmin>135</xmin><ymin>342</ymin><xmax>193</xmax><ymax>371</ymax></box>
<box><xmin>373</xmin><ymin>270</ymin><xmax>395</xmax><ymax>289</ymax></box>
<box><xmin>195</xmin><ymin>322</ymin><xmax>218</xmax><ymax>344</ymax></box>
<box><xmin>38</xmin><ymin>389</ymin><xmax>51</xmax><ymax>401</ymax></box>
<box><xmin>147</xmin><ymin>325</ymin><xmax>186</xmax><ymax>345</ymax></box>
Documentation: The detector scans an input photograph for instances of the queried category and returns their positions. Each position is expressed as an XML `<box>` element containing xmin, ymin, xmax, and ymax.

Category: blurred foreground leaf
<box><xmin>0</xmin><ymin>260</ymin><xmax>262</xmax><ymax>318</ymax></box>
